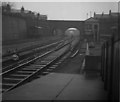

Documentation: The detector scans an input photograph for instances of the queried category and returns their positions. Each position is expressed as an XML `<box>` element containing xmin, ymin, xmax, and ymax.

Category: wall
<box><xmin>2</xmin><ymin>15</ymin><xmax>27</xmax><ymax>41</ymax></box>
<box><xmin>26</xmin><ymin>18</ymin><xmax>51</xmax><ymax>37</ymax></box>
<box><xmin>97</xmin><ymin>16</ymin><xmax>118</xmax><ymax>36</ymax></box>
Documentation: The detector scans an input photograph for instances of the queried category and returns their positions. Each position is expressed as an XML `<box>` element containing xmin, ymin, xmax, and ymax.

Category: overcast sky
<box><xmin>12</xmin><ymin>2</ymin><xmax>119</xmax><ymax>20</ymax></box>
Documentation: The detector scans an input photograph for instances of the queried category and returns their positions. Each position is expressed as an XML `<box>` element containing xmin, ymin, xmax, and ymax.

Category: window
<box><xmin>86</xmin><ymin>24</ymin><xmax>92</xmax><ymax>30</ymax></box>
<box><xmin>94</xmin><ymin>24</ymin><xmax>98</xmax><ymax>30</ymax></box>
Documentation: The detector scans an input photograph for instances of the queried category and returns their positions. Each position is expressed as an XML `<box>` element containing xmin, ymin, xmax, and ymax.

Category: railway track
<box><xmin>2</xmin><ymin>39</ymin><xmax>67</xmax><ymax>67</ymax></box>
<box><xmin>2</xmin><ymin>39</ymin><xmax>68</xmax><ymax>73</ymax></box>
<box><xmin>1</xmin><ymin>39</ymin><xmax>72</xmax><ymax>94</ymax></box>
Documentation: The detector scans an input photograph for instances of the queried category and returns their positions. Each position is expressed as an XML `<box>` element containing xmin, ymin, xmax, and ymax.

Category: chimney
<box><xmin>21</xmin><ymin>6</ymin><xmax>24</xmax><ymax>13</ymax></box>
<box><xmin>102</xmin><ymin>12</ymin><xmax>104</xmax><ymax>16</ymax></box>
<box><xmin>94</xmin><ymin>12</ymin><xmax>96</xmax><ymax>17</ymax></box>
<box><xmin>109</xmin><ymin>10</ymin><xmax>111</xmax><ymax>15</ymax></box>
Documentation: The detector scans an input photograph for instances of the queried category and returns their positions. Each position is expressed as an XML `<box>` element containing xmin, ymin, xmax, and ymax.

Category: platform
<box><xmin>2</xmin><ymin>73</ymin><xmax>108</xmax><ymax>101</ymax></box>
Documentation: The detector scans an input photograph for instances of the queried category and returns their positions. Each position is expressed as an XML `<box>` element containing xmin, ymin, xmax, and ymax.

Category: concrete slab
<box><xmin>2</xmin><ymin>73</ymin><xmax>74</xmax><ymax>100</ymax></box>
<box><xmin>2</xmin><ymin>73</ymin><xmax>107</xmax><ymax>101</ymax></box>
<box><xmin>55</xmin><ymin>75</ymin><xmax>108</xmax><ymax>100</ymax></box>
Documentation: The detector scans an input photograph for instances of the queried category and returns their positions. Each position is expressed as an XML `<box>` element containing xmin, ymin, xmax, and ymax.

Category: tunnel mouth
<box><xmin>65</xmin><ymin>27</ymin><xmax>80</xmax><ymax>38</ymax></box>
<box><xmin>67</xmin><ymin>28</ymin><xmax>78</xmax><ymax>31</ymax></box>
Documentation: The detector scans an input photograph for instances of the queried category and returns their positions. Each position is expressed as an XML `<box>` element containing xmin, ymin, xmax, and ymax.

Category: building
<box><xmin>85</xmin><ymin>10</ymin><xmax>119</xmax><ymax>42</ymax></box>
<box><xmin>94</xmin><ymin>10</ymin><xmax>118</xmax><ymax>41</ymax></box>
<box><xmin>38</xmin><ymin>15</ymin><xmax>47</xmax><ymax>20</ymax></box>
<box><xmin>84</xmin><ymin>17</ymin><xmax>99</xmax><ymax>42</ymax></box>
<box><xmin>2</xmin><ymin>5</ymin><xmax>48</xmax><ymax>42</ymax></box>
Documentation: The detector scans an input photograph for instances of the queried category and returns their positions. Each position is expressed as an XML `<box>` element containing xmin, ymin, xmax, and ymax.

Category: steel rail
<box><xmin>1</xmin><ymin>41</ymin><xmax>71</xmax><ymax>93</ymax></box>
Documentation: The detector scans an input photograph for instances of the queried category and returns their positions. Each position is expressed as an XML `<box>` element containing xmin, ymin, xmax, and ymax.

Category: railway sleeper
<box><xmin>52</xmin><ymin>65</ymin><xmax>58</xmax><ymax>67</ymax></box>
<box><xmin>42</xmin><ymin>71</ymin><xmax>50</xmax><ymax>75</ymax></box>
<box><xmin>49</xmin><ymin>66</ymin><xmax>56</xmax><ymax>69</ymax></box>
<box><xmin>46</xmin><ymin>68</ymin><xmax>53</xmax><ymax>71</ymax></box>
<box><xmin>10</xmin><ymin>74</ymin><xmax>30</xmax><ymax>77</ymax></box>
<box><xmin>3</xmin><ymin>77</ymin><xmax>22</xmax><ymax>81</ymax></box>
<box><xmin>17</xmin><ymin>70</ymin><xmax>35</xmax><ymax>73</ymax></box>
<box><xmin>31</xmin><ymin>64</ymin><xmax>46</xmax><ymax>67</ymax></box>
<box><xmin>8</xmin><ymin>74</ymin><xmax>27</xmax><ymax>78</ymax></box>
<box><xmin>3</xmin><ymin>78</ymin><xmax>20</xmax><ymax>83</ymax></box>
<box><xmin>55</xmin><ymin>62</ymin><xmax>62</xmax><ymax>65</ymax></box>
<box><xmin>21</xmin><ymin>68</ymin><xmax>37</xmax><ymax>71</ymax></box>
<box><xmin>40</xmin><ymin>60</ymin><xmax>50</xmax><ymax>63</ymax></box>
<box><xmin>2</xmin><ymin>83</ymin><xmax>15</xmax><ymax>88</ymax></box>
<box><xmin>25</xmin><ymin>66</ymin><xmax>42</xmax><ymax>69</ymax></box>
<box><xmin>15</xmin><ymin>71</ymin><xmax>33</xmax><ymax>74</ymax></box>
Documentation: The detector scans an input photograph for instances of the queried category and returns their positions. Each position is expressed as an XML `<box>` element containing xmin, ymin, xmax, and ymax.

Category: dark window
<box><xmin>94</xmin><ymin>24</ymin><xmax>98</xmax><ymax>30</ymax></box>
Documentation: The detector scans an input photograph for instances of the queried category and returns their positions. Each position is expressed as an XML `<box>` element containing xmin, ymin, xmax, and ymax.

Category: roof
<box><xmin>94</xmin><ymin>12</ymin><xmax>119</xmax><ymax>19</ymax></box>
<box><xmin>94</xmin><ymin>14</ymin><xmax>109</xmax><ymax>19</ymax></box>
<box><xmin>85</xmin><ymin>17</ymin><xmax>98</xmax><ymax>22</ymax></box>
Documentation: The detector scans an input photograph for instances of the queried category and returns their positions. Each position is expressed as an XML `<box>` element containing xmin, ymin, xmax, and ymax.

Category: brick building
<box><xmin>94</xmin><ymin>10</ymin><xmax>118</xmax><ymax>41</ymax></box>
<box><xmin>84</xmin><ymin>17</ymin><xmax>99</xmax><ymax>42</ymax></box>
<box><xmin>85</xmin><ymin>10</ymin><xmax>119</xmax><ymax>42</ymax></box>
<box><xmin>2</xmin><ymin>5</ymin><xmax>48</xmax><ymax>42</ymax></box>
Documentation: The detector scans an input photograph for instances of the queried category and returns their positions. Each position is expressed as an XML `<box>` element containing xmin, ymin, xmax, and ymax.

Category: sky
<box><xmin>3</xmin><ymin>1</ymin><xmax>119</xmax><ymax>20</ymax></box>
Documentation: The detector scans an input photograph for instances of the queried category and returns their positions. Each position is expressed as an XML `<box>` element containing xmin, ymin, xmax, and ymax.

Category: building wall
<box><xmin>2</xmin><ymin>15</ymin><xmax>27</xmax><ymax>41</ymax></box>
<box><xmin>85</xmin><ymin>13</ymin><xmax>119</xmax><ymax>42</ymax></box>
<box><xmin>98</xmin><ymin>17</ymin><xmax>118</xmax><ymax>41</ymax></box>
<box><xmin>26</xmin><ymin>18</ymin><xmax>51</xmax><ymax>37</ymax></box>
<box><xmin>37</xmin><ymin>20</ymin><xmax>51</xmax><ymax>36</ymax></box>
<box><xmin>99</xmin><ymin>19</ymin><xmax>112</xmax><ymax>35</ymax></box>
<box><xmin>95</xmin><ymin>13</ymin><xmax>118</xmax><ymax>37</ymax></box>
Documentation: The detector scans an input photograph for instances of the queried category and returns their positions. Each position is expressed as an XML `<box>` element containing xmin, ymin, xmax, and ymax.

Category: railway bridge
<box><xmin>38</xmin><ymin>20</ymin><xmax>84</xmax><ymax>36</ymax></box>
<box><xmin>43</xmin><ymin>20</ymin><xmax>84</xmax><ymax>37</ymax></box>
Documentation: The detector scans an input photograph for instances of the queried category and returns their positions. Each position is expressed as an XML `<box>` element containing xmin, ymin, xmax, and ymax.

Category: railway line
<box><xmin>2</xmin><ymin>39</ymin><xmax>68</xmax><ymax>72</ymax></box>
<box><xmin>2</xmin><ymin>39</ymin><xmax>66</xmax><ymax>67</ymax></box>
<box><xmin>1</xmin><ymin>39</ymin><xmax>72</xmax><ymax>94</ymax></box>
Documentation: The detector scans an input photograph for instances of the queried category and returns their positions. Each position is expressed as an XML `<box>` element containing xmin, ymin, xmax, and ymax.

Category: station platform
<box><xmin>2</xmin><ymin>73</ymin><xmax>108</xmax><ymax>101</ymax></box>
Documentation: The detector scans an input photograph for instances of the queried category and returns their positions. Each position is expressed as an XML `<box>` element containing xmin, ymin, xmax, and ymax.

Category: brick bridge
<box><xmin>47</xmin><ymin>20</ymin><xmax>85</xmax><ymax>37</ymax></box>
